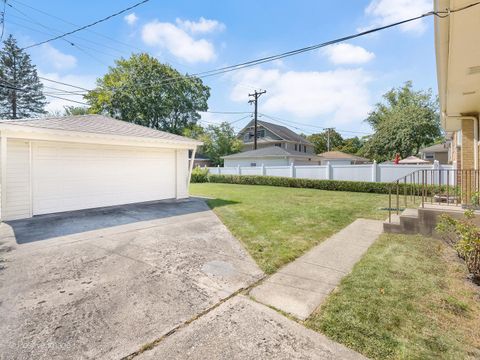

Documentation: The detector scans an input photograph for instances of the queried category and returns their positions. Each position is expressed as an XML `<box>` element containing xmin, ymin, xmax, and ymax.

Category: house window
<box><xmin>425</xmin><ymin>154</ymin><xmax>434</xmax><ymax>160</ymax></box>
<box><xmin>257</xmin><ymin>129</ymin><xmax>266</xmax><ymax>138</ymax></box>
<box><xmin>294</xmin><ymin>144</ymin><xmax>298</xmax><ymax>151</ymax></box>
<box><xmin>275</xmin><ymin>143</ymin><xmax>281</xmax><ymax>147</ymax></box>
<box><xmin>304</xmin><ymin>146</ymin><xmax>307</xmax><ymax>153</ymax></box>
<box><xmin>244</xmin><ymin>133</ymin><xmax>250</xmax><ymax>142</ymax></box>
<box><xmin>250</xmin><ymin>162</ymin><xmax>256</xmax><ymax>167</ymax></box>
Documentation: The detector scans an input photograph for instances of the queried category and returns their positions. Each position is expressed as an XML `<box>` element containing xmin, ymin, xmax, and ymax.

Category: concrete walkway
<box><xmin>136</xmin><ymin>295</ymin><xmax>366</xmax><ymax>360</ymax></box>
<box><xmin>250</xmin><ymin>219</ymin><xmax>384</xmax><ymax>320</ymax></box>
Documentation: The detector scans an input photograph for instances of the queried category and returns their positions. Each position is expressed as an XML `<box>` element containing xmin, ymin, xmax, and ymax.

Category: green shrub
<box><xmin>437</xmin><ymin>210</ymin><xmax>480</xmax><ymax>281</ymax></box>
<box><xmin>190</xmin><ymin>166</ymin><xmax>209</xmax><ymax>183</ymax></box>
<box><xmin>203</xmin><ymin>174</ymin><xmax>447</xmax><ymax>196</ymax></box>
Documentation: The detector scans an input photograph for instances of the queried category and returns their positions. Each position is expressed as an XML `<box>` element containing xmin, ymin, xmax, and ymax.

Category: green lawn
<box><xmin>190</xmin><ymin>183</ymin><xmax>388</xmax><ymax>274</ymax></box>
<box><xmin>306</xmin><ymin>233</ymin><xmax>480</xmax><ymax>360</ymax></box>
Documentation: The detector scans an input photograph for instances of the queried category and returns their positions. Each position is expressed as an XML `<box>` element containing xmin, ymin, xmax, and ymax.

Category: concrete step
<box><xmin>383</xmin><ymin>208</ymin><xmax>420</xmax><ymax>235</ymax></box>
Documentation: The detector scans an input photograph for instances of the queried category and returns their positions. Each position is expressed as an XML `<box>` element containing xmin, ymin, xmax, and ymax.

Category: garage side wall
<box><xmin>176</xmin><ymin>149</ymin><xmax>189</xmax><ymax>199</ymax></box>
<box><xmin>5</xmin><ymin>139</ymin><xmax>31</xmax><ymax>220</ymax></box>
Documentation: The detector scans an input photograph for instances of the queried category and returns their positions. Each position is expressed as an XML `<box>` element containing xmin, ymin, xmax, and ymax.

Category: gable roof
<box><xmin>398</xmin><ymin>156</ymin><xmax>430</xmax><ymax>164</ymax></box>
<box><xmin>0</xmin><ymin>115</ymin><xmax>200</xmax><ymax>144</ymax></box>
<box><xmin>222</xmin><ymin>146</ymin><xmax>320</xmax><ymax>159</ymax></box>
<box><xmin>238</xmin><ymin>119</ymin><xmax>312</xmax><ymax>145</ymax></box>
<box><xmin>317</xmin><ymin>151</ymin><xmax>370</xmax><ymax>162</ymax></box>
<box><xmin>419</xmin><ymin>142</ymin><xmax>449</xmax><ymax>153</ymax></box>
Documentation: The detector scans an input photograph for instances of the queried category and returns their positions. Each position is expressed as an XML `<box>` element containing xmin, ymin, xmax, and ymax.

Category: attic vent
<box><xmin>462</xmin><ymin>91</ymin><xmax>476</xmax><ymax>96</ymax></box>
<box><xmin>467</xmin><ymin>66</ymin><xmax>480</xmax><ymax>75</ymax></box>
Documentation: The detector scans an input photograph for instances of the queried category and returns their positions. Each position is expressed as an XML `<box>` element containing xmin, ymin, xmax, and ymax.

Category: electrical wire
<box><xmin>21</xmin><ymin>0</ymin><xmax>150</xmax><ymax>50</ymax></box>
<box><xmin>260</xmin><ymin>113</ymin><xmax>372</xmax><ymax>135</ymax></box>
<box><xmin>0</xmin><ymin>0</ymin><xmax>6</xmax><ymax>40</ymax></box>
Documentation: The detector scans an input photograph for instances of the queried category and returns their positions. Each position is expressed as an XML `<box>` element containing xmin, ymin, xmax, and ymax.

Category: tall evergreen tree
<box><xmin>0</xmin><ymin>35</ymin><xmax>47</xmax><ymax>119</ymax></box>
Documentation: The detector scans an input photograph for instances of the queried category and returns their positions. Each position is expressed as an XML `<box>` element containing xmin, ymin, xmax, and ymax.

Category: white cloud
<box><xmin>321</xmin><ymin>43</ymin><xmax>375</xmax><ymax>65</ymax></box>
<box><xmin>124</xmin><ymin>13</ymin><xmax>138</xmax><ymax>26</ymax></box>
<box><xmin>39</xmin><ymin>72</ymin><xmax>97</xmax><ymax>113</ymax></box>
<box><xmin>230</xmin><ymin>68</ymin><xmax>372</xmax><ymax>125</ymax></box>
<box><xmin>141</xmin><ymin>20</ymin><xmax>216</xmax><ymax>63</ymax></box>
<box><xmin>176</xmin><ymin>17</ymin><xmax>225</xmax><ymax>34</ymax></box>
<box><xmin>40</xmin><ymin>44</ymin><xmax>77</xmax><ymax>70</ymax></box>
<box><xmin>363</xmin><ymin>0</ymin><xmax>432</xmax><ymax>34</ymax></box>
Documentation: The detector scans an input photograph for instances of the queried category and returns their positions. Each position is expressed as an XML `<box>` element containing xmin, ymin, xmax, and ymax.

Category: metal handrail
<box><xmin>387</xmin><ymin>168</ymin><xmax>480</xmax><ymax>223</ymax></box>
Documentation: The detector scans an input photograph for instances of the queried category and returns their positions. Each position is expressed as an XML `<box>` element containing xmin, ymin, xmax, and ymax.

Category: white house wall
<box><xmin>224</xmin><ymin>158</ymin><xmax>290</xmax><ymax>167</ymax></box>
<box><xmin>5</xmin><ymin>139</ymin><xmax>31</xmax><ymax>220</ymax></box>
<box><xmin>175</xmin><ymin>149</ymin><xmax>189</xmax><ymax>199</ymax></box>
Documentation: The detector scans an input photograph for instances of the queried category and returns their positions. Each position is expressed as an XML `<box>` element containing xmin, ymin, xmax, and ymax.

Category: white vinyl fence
<box><xmin>205</xmin><ymin>161</ymin><xmax>455</xmax><ymax>184</ymax></box>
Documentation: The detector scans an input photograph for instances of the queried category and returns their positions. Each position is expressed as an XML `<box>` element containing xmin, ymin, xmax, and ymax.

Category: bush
<box><xmin>190</xmin><ymin>166</ymin><xmax>209</xmax><ymax>183</ymax></box>
<box><xmin>198</xmin><ymin>174</ymin><xmax>447</xmax><ymax>196</ymax></box>
<box><xmin>437</xmin><ymin>210</ymin><xmax>480</xmax><ymax>281</ymax></box>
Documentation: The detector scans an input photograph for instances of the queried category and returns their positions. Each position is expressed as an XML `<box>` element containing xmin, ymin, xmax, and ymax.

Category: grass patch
<box><xmin>190</xmin><ymin>183</ymin><xmax>388</xmax><ymax>274</ymax></box>
<box><xmin>306</xmin><ymin>233</ymin><xmax>480</xmax><ymax>360</ymax></box>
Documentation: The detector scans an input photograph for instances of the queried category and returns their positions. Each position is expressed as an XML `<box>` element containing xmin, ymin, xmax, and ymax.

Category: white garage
<box><xmin>0</xmin><ymin>115</ymin><xmax>200</xmax><ymax>221</ymax></box>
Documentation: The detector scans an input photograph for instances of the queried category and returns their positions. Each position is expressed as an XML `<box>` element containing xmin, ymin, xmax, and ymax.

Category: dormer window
<box><xmin>257</xmin><ymin>129</ymin><xmax>266</xmax><ymax>138</ymax></box>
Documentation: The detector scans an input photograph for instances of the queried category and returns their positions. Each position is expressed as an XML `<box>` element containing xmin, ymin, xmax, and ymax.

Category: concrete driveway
<box><xmin>0</xmin><ymin>199</ymin><xmax>263</xmax><ymax>360</ymax></box>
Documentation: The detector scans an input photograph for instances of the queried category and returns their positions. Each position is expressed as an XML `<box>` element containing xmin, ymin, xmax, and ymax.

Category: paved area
<box><xmin>136</xmin><ymin>295</ymin><xmax>366</xmax><ymax>360</ymax></box>
<box><xmin>0</xmin><ymin>199</ymin><xmax>263</xmax><ymax>360</ymax></box>
<box><xmin>250</xmin><ymin>219</ymin><xmax>384</xmax><ymax>320</ymax></box>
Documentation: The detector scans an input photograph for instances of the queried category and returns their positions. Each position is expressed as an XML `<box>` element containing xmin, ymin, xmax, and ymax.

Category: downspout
<box><xmin>445</xmin><ymin>115</ymin><xmax>478</xmax><ymax>170</ymax></box>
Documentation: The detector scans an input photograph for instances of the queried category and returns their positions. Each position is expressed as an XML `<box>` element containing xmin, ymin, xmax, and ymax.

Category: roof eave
<box><xmin>0</xmin><ymin>124</ymin><xmax>202</xmax><ymax>148</ymax></box>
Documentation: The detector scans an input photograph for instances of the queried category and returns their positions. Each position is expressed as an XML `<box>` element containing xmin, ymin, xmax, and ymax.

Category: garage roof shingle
<box><xmin>0</xmin><ymin>115</ymin><xmax>199</xmax><ymax>143</ymax></box>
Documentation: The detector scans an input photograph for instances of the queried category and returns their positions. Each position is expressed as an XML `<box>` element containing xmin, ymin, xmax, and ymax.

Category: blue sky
<box><xmin>4</xmin><ymin>0</ymin><xmax>436</xmax><ymax>137</ymax></box>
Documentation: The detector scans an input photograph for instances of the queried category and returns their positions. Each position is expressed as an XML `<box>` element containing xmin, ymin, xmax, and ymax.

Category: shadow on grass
<box><xmin>206</xmin><ymin>198</ymin><xmax>240</xmax><ymax>209</ymax></box>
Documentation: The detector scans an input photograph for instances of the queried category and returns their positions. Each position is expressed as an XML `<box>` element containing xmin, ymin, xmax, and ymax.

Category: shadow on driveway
<box><xmin>5</xmin><ymin>198</ymin><xmax>218</xmax><ymax>244</ymax></box>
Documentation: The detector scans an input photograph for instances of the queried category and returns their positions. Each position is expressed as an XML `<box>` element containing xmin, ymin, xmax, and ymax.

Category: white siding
<box><xmin>175</xmin><ymin>149</ymin><xmax>189</xmax><ymax>199</ymax></box>
<box><xmin>5</xmin><ymin>139</ymin><xmax>31</xmax><ymax>220</ymax></box>
<box><xmin>224</xmin><ymin>158</ymin><xmax>289</xmax><ymax>167</ymax></box>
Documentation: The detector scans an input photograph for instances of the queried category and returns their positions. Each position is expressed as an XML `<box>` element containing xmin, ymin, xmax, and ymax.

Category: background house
<box><xmin>223</xmin><ymin>146</ymin><xmax>322</xmax><ymax>167</ymax></box>
<box><xmin>317</xmin><ymin>151</ymin><xmax>371</xmax><ymax>165</ymax></box>
<box><xmin>223</xmin><ymin>119</ymin><xmax>322</xmax><ymax>166</ymax></box>
<box><xmin>237</xmin><ymin>119</ymin><xmax>315</xmax><ymax>154</ymax></box>
<box><xmin>419</xmin><ymin>142</ymin><xmax>450</xmax><ymax>164</ymax></box>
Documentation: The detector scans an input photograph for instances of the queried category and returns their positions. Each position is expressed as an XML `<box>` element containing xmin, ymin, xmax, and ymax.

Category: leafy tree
<box><xmin>362</xmin><ymin>81</ymin><xmax>441</xmax><ymax>162</ymax></box>
<box><xmin>336</xmin><ymin>136</ymin><xmax>364</xmax><ymax>155</ymax></box>
<box><xmin>182</xmin><ymin>123</ymin><xmax>205</xmax><ymax>139</ymax></box>
<box><xmin>307</xmin><ymin>129</ymin><xmax>344</xmax><ymax>154</ymax></box>
<box><xmin>200</xmin><ymin>122</ymin><xmax>242</xmax><ymax>166</ymax></box>
<box><xmin>85</xmin><ymin>53</ymin><xmax>210</xmax><ymax>134</ymax></box>
<box><xmin>64</xmin><ymin>105</ymin><xmax>90</xmax><ymax>116</ymax></box>
<box><xmin>0</xmin><ymin>35</ymin><xmax>46</xmax><ymax>119</ymax></box>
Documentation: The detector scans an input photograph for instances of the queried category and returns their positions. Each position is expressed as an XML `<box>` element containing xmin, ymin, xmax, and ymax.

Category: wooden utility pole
<box><xmin>248</xmin><ymin>90</ymin><xmax>266</xmax><ymax>150</ymax></box>
<box><xmin>326</xmin><ymin>127</ymin><xmax>334</xmax><ymax>152</ymax></box>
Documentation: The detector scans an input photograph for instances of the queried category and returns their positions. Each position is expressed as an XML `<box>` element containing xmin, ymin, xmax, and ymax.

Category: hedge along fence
<box><xmin>192</xmin><ymin>170</ymin><xmax>453</xmax><ymax>196</ymax></box>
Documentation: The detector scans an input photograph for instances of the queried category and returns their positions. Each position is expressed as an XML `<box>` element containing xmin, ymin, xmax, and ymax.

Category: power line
<box><xmin>0</xmin><ymin>0</ymin><xmax>6</xmax><ymax>40</ymax></box>
<box><xmin>13</xmin><ymin>3</ymin><xmax>478</xmax><ymax>96</ymax></box>
<box><xmin>9</xmin><ymin>0</ymin><xmax>193</xmax><ymax>71</ymax></box>
<box><xmin>260</xmin><ymin>113</ymin><xmax>372</xmax><ymax>135</ymax></box>
<box><xmin>0</xmin><ymin>83</ymin><xmax>88</xmax><ymax>105</ymax></box>
<box><xmin>38</xmin><ymin>77</ymin><xmax>90</xmax><ymax>91</ymax></box>
<box><xmin>21</xmin><ymin>0</ymin><xmax>150</xmax><ymax>50</ymax></box>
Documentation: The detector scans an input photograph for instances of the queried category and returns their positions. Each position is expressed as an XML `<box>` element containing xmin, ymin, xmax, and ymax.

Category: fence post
<box><xmin>433</xmin><ymin>160</ymin><xmax>440</xmax><ymax>185</ymax></box>
<box><xmin>261</xmin><ymin>163</ymin><xmax>266</xmax><ymax>176</ymax></box>
<box><xmin>371</xmin><ymin>160</ymin><xmax>378</xmax><ymax>182</ymax></box>
<box><xmin>237</xmin><ymin>165</ymin><xmax>241</xmax><ymax>175</ymax></box>
<box><xmin>217</xmin><ymin>164</ymin><xmax>220</xmax><ymax>175</ymax></box>
<box><xmin>290</xmin><ymin>162</ymin><xmax>295</xmax><ymax>178</ymax></box>
<box><xmin>326</xmin><ymin>161</ymin><xmax>332</xmax><ymax>180</ymax></box>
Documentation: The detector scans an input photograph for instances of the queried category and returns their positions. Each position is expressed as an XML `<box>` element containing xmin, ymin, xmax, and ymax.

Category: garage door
<box><xmin>32</xmin><ymin>141</ymin><xmax>177</xmax><ymax>215</ymax></box>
